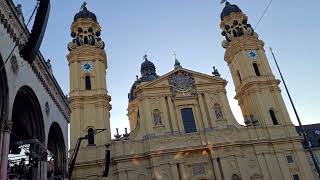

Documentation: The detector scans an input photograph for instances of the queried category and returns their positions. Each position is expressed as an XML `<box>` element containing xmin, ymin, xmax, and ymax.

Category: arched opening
<box><xmin>231</xmin><ymin>174</ymin><xmax>241</xmax><ymax>180</ymax></box>
<box><xmin>8</xmin><ymin>86</ymin><xmax>45</xmax><ymax>179</ymax></box>
<box><xmin>85</xmin><ymin>76</ymin><xmax>91</xmax><ymax>90</ymax></box>
<box><xmin>269</xmin><ymin>109</ymin><xmax>279</xmax><ymax>125</ymax></box>
<box><xmin>87</xmin><ymin>128</ymin><xmax>95</xmax><ymax>145</ymax></box>
<box><xmin>47</xmin><ymin>122</ymin><xmax>67</xmax><ymax>179</ymax></box>
<box><xmin>237</xmin><ymin>70</ymin><xmax>242</xmax><ymax>83</ymax></box>
<box><xmin>253</xmin><ymin>63</ymin><xmax>261</xmax><ymax>76</ymax></box>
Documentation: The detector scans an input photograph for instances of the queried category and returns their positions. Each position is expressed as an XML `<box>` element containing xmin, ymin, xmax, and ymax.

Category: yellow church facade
<box><xmin>67</xmin><ymin>2</ymin><xmax>316</xmax><ymax>180</ymax></box>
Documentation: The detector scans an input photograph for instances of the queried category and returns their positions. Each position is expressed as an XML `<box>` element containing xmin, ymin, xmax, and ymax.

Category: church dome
<box><xmin>141</xmin><ymin>59</ymin><xmax>155</xmax><ymax>72</ymax></box>
<box><xmin>220</xmin><ymin>2</ymin><xmax>242</xmax><ymax>20</ymax></box>
<box><xmin>128</xmin><ymin>55</ymin><xmax>159</xmax><ymax>101</ymax></box>
<box><xmin>74</xmin><ymin>6</ymin><xmax>97</xmax><ymax>22</ymax></box>
<box><xmin>140</xmin><ymin>55</ymin><xmax>159</xmax><ymax>82</ymax></box>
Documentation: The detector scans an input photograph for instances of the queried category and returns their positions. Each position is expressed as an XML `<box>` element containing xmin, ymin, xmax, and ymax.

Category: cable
<box><xmin>254</xmin><ymin>0</ymin><xmax>273</xmax><ymax>30</ymax></box>
<box><xmin>0</xmin><ymin>2</ymin><xmax>39</xmax><ymax>72</ymax></box>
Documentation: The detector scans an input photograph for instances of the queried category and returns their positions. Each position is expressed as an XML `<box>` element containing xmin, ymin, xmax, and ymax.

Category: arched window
<box><xmin>253</xmin><ymin>63</ymin><xmax>261</xmax><ymax>76</ymax></box>
<box><xmin>269</xmin><ymin>109</ymin><xmax>279</xmax><ymax>125</ymax></box>
<box><xmin>153</xmin><ymin>109</ymin><xmax>162</xmax><ymax>126</ymax></box>
<box><xmin>85</xmin><ymin>76</ymin><xmax>91</xmax><ymax>90</ymax></box>
<box><xmin>181</xmin><ymin>108</ymin><xmax>197</xmax><ymax>133</ymax></box>
<box><xmin>231</xmin><ymin>174</ymin><xmax>241</xmax><ymax>180</ymax></box>
<box><xmin>237</xmin><ymin>70</ymin><xmax>242</xmax><ymax>83</ymax></box>
<box><xmin>213</xmin><ymin>103</ymin><xmax>224</xmax><ymax>120</ymax></box>
<box><xmin>87</xmin><ymin>128</ymin><xmax>95</xmax><ymax>145</ymax></box>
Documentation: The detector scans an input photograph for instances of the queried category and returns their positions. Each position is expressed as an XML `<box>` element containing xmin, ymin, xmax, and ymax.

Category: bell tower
<box><xmin>220</xmin><ymin>2</ymin><xmax>293</xmax><ymax>127</ymax></box>
<box><xmin>67</xmin><ymin>2</ymin><xmax>111</xmax><ymax>163</ymax></box>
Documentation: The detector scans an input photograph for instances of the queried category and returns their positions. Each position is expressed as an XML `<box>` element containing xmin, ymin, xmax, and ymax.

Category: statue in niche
<box><xmin>214</xmin><ymin>103</ymin><xmax>224</xmax><ymax>120</ymax></box>
<box><xmin>153</xmin><ymin>109</ymin><xmax>162</xmax><ymax>126</ymax></box>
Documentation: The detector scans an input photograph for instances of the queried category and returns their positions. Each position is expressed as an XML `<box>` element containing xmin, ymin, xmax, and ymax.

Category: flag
<box><xmin>221</xmin><ymin>0</ymin><xmax>227</xmax><ymax>4</ymax></box>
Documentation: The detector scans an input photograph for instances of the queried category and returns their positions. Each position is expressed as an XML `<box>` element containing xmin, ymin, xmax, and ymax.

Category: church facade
<box><xmin>69</xmin><ymin>2</ymin><xmax>316</xmax><ymax>180</ymax></box>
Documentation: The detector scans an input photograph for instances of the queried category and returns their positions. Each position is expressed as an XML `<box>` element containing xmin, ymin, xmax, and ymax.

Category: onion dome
<box><xmin>68</xmin><ymin>3</ymin><xmax>105</xmax><ymax>51</ymax></box>
<box><xmin>74</xmin><ymin>3</ymin><xmax>97</xmax><ymax>22</ymax></box>
<box><xmin>220</xmin><ymin>2</ymin><xmax>242</xmax><ymax>20</ymax></box>
<box><xmin>140</xmin><ymin>55</ymin><xmax>159</xmax><ymax>82</ymax></box>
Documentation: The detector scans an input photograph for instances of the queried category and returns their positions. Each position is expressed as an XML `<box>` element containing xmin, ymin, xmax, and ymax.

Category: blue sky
<box><xmin>15</xmin><ymin>0</ymin><xmax>320</xmax><ymax>135</ymax></box>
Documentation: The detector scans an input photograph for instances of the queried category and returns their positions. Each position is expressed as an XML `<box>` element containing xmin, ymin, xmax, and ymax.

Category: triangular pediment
<box><xmin>138</xmin><ymin>68</ymin><xmax>227</xmax><ymax>90</ymax></box>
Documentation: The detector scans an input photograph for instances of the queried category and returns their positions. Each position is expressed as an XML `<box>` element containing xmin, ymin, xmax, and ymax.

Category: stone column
<box><xmin>170</xmin><ymin>163</ymin><xmax>179</xmax><ymax>179</ymax></box>
<box><xmin>256</xmin><ymin>153</ymin><xmax>271</xmax><ymax>180</ymax></box>
<box><xmin>117</xmin><ymin>171</ymin><xmax>128</xmax><ymax>180</ymax></box>
<box><xmin>144</xmin><ymin>99</ymin><xmax>153</xmax><ymax>134</ymax></box>
<box><xmin>212</xmin><ymin>159</ymin><xmax>222</xmax><ymax>180</ymax></box>
<box><xmin>264</xmin><ymin>153</ymin><xmax>283</xmax><ymax>180</ymax></box>
<box><xmin>167</xmin><ymin>98</ymin><xmax>178</xmax><ymax>133</ymax></box>
<box><xmin>178</xmin><ymin>163</ymin><xmax>187</xmax><ymax>180</ymax></box>
<box><xmin>275</xmin><ymin>152</ymin><xmax>291</xmax><ymax>179</ymax></box>
<box><xmin>0</xmin><ymin>120</ymin><xmax>12</xmax><ymax>180</ymax></box>
<box><xmin>198</xmin><ymin>95</ymin><xmax>210</xmax><ymax>130</ymax></box>
<box><xmin>160</xmin><ymin>97</ymin><xmax>171</xmax><ymax>132</ymax></box>
<box><xmin>204</xmin><ymin>93</ymin><xmax>216</xmax><ymax>127</ymax></box>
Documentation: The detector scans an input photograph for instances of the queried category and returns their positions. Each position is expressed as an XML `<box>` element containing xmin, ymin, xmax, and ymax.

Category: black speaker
<box><xmin>20</xmin><ymin>0</ymin><xmax>50</xmax><ymax>63</ymax></box>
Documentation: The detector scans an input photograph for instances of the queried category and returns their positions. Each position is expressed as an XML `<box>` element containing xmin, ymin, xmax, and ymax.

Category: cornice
<box><xmin>0</xmin><ymin>0</ymin><xmax>28</xmax><ymax>49</ymax></box>
<box><xmin>110</xmin><ymin>135</ymin><xmax>303</xmax><ymax>162</ymax></box>
<box><xmin>67</xmin><ymin>46</ymin><xmax>107</xmax><ymax>64</ymax></box>
<box><xmin>235</xmin><ymin>79</ymin><xmax>281</xmax><ymax>100</ymax></box>
<box><xmin>69</xmin><ymin>94</ymin><xmax>111</xmax><ymax>102</ymax></box>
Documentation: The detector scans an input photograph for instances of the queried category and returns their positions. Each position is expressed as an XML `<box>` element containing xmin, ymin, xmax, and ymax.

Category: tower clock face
<box><xmin>246</xmin><ymin>50</ymin><xmax>259</xmax><ymax>60</ymax></box>
<box><xmin>81</xmin><ymin>61</ymin><xmax>93</xmax><ymax>73</ymax></box>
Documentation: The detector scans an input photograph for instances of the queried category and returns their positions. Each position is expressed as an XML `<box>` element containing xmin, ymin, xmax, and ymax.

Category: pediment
<box><xmin>139</xmin><ymin>68</ymin><xmax>227</xmax><ymax>90</ymax></box>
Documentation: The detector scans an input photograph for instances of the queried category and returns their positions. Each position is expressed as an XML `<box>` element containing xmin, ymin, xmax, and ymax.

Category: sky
<box><xmin>14</xmin><ymin>0</ymin><xmax>320</xmax><ymax>136</ymax></box>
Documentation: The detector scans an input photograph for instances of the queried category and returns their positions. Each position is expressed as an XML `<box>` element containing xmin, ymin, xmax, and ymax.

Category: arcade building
<box><xmin>0</xmin><ymin>0</ymin><xmax>69</xmax><ymax>179</ymax></box>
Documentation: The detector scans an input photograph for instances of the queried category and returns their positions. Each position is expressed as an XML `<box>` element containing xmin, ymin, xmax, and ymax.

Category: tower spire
<box><xmin>80</xmin><ymin>1</ymin><xmax>87</xmax><ymax>10</ymax></box>
<box><xmin>173</xmin><ymin>51</ymin><xmax>182</xmax><ymax>69</ymax></box>
<box><xmin>220</xmin><ymin>0</ymin><xmax>228</xmax><ymax>5</ymax></box>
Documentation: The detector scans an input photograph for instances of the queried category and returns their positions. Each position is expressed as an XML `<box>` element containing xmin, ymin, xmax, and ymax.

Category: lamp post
<box><xmin>269</xmin><ymin>47</ymin><xmax>320</xmax><ymax>178</ymax></box>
